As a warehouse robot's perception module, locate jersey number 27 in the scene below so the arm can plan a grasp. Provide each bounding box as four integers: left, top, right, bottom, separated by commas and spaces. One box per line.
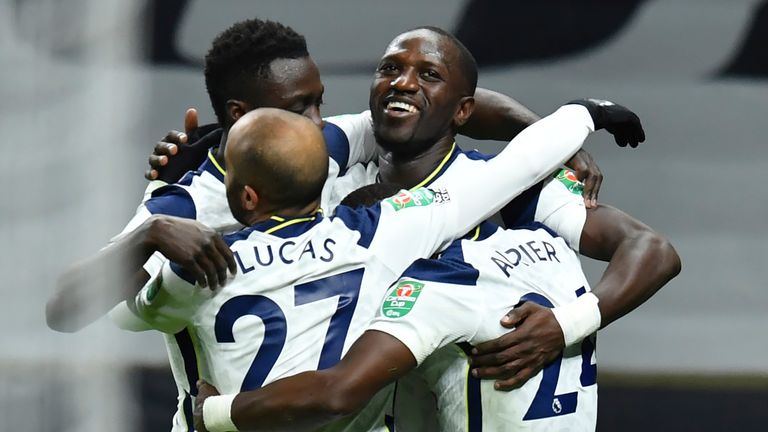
214, 268, 364, 391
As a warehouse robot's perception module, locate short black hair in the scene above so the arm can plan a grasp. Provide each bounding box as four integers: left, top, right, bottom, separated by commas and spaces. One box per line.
412, 26, 478, 96
339, 183, 404, 209
204, 18, 309, 125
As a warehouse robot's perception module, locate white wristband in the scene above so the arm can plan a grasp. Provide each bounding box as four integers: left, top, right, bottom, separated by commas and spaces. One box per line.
550, 292, 601, 347
203, 394, 239, 432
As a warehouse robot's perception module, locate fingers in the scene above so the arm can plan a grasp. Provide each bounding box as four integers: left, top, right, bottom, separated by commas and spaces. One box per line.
214, 236, 238, 276
145, 169, 158, 181
205, 238, 233, 287
500, 305, 528, 328
148, 154, 168, 171
492, 366, 540, 391
582, 169, 602, 209
155, 141, 179, 157
185, 108, 199, 137
195, 251, 220, 290
163, 130, 187, 147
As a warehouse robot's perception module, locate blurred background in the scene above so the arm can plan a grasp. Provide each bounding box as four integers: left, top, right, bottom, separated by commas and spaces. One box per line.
1, 0, 766, 430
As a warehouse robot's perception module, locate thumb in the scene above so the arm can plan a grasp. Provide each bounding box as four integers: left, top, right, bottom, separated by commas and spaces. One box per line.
185, 108, 199, 136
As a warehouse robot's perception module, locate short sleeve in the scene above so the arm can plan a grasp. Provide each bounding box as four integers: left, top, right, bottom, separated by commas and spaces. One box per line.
367, 271, 482, 365
128, 262, 207, 334
534, 173, 587, 251
323, 111, 377, 169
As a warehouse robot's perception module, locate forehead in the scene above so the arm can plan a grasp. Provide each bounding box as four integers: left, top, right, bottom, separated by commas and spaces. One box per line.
382, 30, 455, 66
256, 57, 323, 101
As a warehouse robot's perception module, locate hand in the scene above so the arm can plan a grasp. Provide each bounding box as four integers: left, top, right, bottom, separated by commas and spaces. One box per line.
145, 109, 222, 183
565, 149, 603, 209
146, 215, 237, 289
194, 380, 221, 432
568, 99, 646, 148
469, 302, 565, 391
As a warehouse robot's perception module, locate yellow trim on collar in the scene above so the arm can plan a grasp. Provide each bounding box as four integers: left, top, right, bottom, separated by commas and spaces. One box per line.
207, 151, 226, 176
410, 142, 456, 190
264, 217, 317, 235
468, 225, 481, 241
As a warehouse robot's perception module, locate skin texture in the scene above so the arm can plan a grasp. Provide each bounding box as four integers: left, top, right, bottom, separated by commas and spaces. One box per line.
469, 205, 681, 389
47, 56, 325, 333
194, 331, 415, 432
46, 215, 236, 332
223, 31, 676, 408
223, 108, 327, 226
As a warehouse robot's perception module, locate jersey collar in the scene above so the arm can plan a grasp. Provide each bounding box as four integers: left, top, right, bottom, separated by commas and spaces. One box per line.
248, 209, 325, 239
405, 142, 462, 190
198, 148, 226, 183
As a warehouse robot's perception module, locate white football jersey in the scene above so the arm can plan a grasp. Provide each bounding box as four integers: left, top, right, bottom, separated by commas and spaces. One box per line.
110, 112, 379, 431
112, 105, 594, 431
368, 222, 598, 432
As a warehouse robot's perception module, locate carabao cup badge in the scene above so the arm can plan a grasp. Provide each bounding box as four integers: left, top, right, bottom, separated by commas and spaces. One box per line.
382, 280, 424, 318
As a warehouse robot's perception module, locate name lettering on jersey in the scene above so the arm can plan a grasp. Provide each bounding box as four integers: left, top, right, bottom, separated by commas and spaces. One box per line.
233, 238, 336, 273
490, 240, 560, 277
381, 280, 424, 318
386, 188, 448, 211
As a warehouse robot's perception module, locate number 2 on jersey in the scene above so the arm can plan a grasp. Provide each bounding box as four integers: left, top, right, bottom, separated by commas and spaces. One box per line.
215, 268, 364, 391
522, 289, 597, 421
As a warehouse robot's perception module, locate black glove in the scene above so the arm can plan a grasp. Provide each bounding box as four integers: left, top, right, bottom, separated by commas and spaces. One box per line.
568, 99, 645, 148
157, 126, 223, 183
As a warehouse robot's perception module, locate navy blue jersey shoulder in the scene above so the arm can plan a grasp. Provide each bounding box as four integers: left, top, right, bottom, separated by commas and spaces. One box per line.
454, 145, 547, 229
461, 148, 495, 161
323, 121, 350, 176
402, 242, 479, 286
332, 203, 382, 248
499, 180, 545, 228
146, 185, 197, 220
221, 216, 324, 247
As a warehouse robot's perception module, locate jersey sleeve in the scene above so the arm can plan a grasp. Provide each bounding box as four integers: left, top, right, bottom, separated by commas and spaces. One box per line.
367, 259, 483, 365
369, 105, 595, 269
534, 174, 587, 251
323, 111, 377, 170
125, 261, 207, 334
500, 170, 587, 251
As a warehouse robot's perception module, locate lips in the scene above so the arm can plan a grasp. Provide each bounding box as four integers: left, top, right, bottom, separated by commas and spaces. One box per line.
381, 96, 422, 120
386, 101, 419, 113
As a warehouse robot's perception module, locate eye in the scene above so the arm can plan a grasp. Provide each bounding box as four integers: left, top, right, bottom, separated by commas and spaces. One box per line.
377, 63, 399, 73
421, 69, 442, 81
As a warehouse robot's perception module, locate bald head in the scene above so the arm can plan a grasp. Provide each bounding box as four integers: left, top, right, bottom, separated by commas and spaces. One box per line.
224, 108, 328, 224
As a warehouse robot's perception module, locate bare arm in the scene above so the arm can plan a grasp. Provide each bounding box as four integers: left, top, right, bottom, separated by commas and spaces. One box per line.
46, 216, 236, 333
459, 88, 540, 140
469, 205, 681, 389
195, 331, 415, 432
579, 204, 681, 326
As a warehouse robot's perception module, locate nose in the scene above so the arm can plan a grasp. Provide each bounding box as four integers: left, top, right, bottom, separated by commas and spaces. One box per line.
390, 68, 418, 92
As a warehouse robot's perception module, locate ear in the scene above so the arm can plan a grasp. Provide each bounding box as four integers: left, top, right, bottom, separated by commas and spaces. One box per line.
452, 96, 476, 128
225, 100, 250, 126
240, 184, 259, 211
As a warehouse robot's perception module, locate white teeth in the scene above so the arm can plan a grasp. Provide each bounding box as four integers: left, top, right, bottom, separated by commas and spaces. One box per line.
387, 101, 418, 113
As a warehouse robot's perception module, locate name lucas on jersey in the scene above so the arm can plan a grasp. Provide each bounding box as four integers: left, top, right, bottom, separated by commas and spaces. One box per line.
491, 240, 560, 277
233, 238, 336, 273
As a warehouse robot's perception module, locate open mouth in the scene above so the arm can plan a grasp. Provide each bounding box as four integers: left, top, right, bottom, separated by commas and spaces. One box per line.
385, 101, 420, 114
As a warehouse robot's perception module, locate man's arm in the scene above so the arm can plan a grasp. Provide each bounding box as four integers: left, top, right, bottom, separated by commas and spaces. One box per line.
469, 205, 681, 389
194, 331, 415, 432
46, 216, 236, 333
460, 89, 604, 207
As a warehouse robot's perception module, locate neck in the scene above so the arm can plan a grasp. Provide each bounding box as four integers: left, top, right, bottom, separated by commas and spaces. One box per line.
214, 129, 229, 168
242, 198, 321, 227
377, 135, 455, 189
